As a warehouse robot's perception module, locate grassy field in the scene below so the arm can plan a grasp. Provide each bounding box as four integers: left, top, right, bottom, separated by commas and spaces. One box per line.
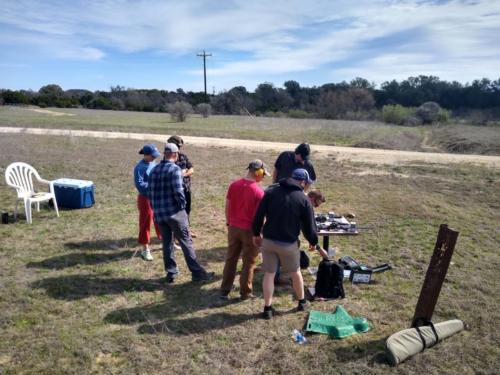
0, 133, 498, 374
1, 106, 499, 155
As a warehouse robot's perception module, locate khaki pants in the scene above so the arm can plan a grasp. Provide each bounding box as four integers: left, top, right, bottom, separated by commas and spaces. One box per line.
221, 226, 260, 297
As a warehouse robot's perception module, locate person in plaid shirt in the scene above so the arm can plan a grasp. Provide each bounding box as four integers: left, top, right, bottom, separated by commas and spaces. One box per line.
148, 143, 214, 283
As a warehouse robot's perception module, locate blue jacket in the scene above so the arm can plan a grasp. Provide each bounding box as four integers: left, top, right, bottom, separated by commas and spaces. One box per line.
134, 159, 157, 196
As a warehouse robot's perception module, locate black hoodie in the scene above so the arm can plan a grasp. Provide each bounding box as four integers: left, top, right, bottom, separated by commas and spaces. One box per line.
252, 178, 318, 246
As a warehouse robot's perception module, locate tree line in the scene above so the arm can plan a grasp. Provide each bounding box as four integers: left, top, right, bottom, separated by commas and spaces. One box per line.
1, 76, 500, 121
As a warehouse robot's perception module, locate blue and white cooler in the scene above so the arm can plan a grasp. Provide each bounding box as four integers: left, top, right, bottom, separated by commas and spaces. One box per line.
53, 178, 95, 209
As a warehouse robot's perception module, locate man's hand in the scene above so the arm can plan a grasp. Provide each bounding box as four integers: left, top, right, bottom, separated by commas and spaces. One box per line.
253, 235, 263, 248
312, 244, 329, 260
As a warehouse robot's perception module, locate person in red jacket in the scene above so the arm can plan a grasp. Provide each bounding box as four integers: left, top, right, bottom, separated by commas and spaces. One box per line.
220, 159, 270, 300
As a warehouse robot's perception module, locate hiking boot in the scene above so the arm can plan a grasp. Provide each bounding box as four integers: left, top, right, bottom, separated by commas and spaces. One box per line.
262, 306, 276, 320
140, 249, 154, 261
192, 272, 215, 283
297, 299, 310, 312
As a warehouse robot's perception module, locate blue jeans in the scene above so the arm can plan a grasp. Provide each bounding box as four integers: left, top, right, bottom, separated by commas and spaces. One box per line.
158, 210, 206, 280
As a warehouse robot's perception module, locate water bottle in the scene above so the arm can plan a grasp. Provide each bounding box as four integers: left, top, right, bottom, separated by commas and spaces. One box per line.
292, 329, 307, 344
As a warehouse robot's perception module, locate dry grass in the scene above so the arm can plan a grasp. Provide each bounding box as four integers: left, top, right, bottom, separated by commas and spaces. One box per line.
0, 133, 499, 374
2, 105, 499, 155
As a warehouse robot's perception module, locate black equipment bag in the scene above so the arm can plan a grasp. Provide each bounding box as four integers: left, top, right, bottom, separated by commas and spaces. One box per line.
314, 259, 345, 299
300, 250, 310, 269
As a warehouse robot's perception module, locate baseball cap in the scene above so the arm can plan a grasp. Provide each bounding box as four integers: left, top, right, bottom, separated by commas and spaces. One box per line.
164, 143, 179, 153
167, 135, 184, 147
291, 168, 313, 184
246, 159, 270, 176
295, 143, 310, 160
139, 144, 161, 158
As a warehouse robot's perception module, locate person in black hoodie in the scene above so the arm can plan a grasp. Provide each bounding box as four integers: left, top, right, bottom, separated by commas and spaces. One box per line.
252, 168, 327, 319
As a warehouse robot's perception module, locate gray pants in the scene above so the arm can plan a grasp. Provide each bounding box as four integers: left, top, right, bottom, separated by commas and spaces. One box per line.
158, 210, 206, 280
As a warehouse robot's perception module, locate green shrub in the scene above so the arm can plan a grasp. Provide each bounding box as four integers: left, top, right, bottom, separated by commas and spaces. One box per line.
196, 103, 211, 118
288, 109, 309, 119
416, 101, 441, 124
382, 104, 415, 125
437, 109, 451, 123
168, 101, 193, 122
263, 111, 286, 118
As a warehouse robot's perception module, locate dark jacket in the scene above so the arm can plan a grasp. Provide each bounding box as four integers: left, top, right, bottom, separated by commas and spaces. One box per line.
252, 178, 318, 245
274, 151, 316, 182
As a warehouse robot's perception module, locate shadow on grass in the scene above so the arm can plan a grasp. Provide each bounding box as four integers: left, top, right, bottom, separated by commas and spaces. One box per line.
31, 273, 223, 302
331, 338, 389, 366
106, 296, 298, 336
30, 275, 165, 300
197, 246, 227, 263
137, 312, 259, 335
26, 250, 136, 269
65, 237, 138, 251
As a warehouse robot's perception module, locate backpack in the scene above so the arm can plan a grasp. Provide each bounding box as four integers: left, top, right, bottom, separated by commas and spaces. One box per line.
314, 259, 345, 299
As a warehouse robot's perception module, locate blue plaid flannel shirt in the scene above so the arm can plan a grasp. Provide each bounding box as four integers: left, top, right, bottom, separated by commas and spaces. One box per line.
147, 160, 186, 224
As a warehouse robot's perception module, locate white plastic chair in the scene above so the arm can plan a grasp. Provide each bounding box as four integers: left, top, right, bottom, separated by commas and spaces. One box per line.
5, 162, 59, 224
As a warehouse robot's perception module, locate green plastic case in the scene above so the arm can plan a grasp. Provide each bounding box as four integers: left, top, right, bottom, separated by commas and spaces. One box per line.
306, 305, 371, 338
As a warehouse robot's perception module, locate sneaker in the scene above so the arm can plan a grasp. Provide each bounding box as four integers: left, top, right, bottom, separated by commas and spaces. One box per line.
240, 293, 257, 301
219, 291, 230, 300
192, 272, 215, 282
165, 275, 176, 284
297, 299, 310, 312
140, 249, 154, 261
262, 306, 276, 320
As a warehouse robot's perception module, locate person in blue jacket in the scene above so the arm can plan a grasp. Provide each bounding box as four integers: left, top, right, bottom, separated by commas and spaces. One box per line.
134, 143, 161, 261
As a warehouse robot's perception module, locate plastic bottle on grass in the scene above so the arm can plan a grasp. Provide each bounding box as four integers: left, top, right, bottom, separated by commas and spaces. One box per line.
292, 329, 307, 344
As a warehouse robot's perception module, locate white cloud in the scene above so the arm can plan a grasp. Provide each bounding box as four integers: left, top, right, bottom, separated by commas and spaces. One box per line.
1, 0, 499, 87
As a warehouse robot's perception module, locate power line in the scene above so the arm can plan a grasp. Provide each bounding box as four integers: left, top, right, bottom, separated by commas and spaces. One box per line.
197, 50, 212, 103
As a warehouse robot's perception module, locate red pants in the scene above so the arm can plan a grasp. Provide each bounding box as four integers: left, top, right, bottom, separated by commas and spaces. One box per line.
137, 195, 161, 245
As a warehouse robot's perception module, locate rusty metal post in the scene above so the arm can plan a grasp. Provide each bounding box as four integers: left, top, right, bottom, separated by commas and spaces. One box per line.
411, 224, 459, 328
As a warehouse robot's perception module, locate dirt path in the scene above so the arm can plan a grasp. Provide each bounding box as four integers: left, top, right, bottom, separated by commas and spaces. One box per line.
1, 126, 499, 168
420, 129, 442, 153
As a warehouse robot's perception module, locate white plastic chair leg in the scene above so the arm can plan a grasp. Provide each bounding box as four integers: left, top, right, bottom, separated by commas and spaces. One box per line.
14, 200, 19, 221
36, 202, 40, 212
53, 197, 60, 217
24, 199, 32, 224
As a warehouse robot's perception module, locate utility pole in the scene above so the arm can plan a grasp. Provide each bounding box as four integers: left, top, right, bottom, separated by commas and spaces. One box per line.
197, 50, 212, 103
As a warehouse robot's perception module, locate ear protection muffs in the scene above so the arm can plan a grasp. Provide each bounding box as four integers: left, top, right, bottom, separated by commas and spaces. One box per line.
255, 168, 264, 178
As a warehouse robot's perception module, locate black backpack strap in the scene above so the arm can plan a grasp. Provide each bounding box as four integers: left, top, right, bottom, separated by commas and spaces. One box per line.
415, 325, 428, 349
413, 318, 440, 349
427, 321, 439, 345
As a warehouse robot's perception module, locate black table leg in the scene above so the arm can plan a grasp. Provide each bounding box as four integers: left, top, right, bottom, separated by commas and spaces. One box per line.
323, 235, 329, 250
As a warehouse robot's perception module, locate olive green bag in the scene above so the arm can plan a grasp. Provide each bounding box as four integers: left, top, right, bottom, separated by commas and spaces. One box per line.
385, 319, 464, 366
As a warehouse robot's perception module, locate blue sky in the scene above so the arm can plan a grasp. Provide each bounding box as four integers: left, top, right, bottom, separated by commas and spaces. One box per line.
1, 0, 499, 92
